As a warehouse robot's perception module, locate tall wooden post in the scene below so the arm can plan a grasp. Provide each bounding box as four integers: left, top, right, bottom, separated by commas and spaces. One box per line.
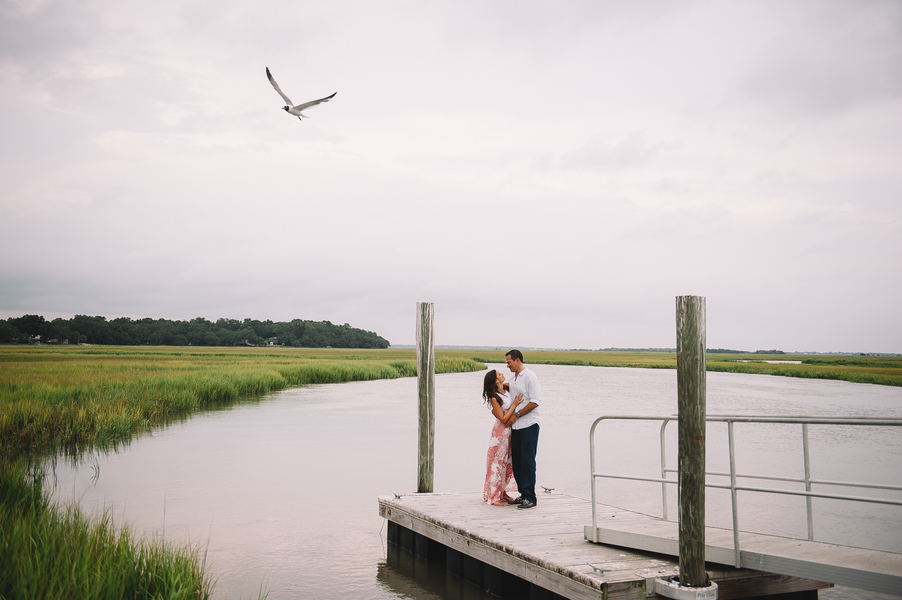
416, 302, 435, 493
676, 295, 707, 587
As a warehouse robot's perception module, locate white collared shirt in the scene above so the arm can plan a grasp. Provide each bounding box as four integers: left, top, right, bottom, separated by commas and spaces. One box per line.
509, 366, 541, 430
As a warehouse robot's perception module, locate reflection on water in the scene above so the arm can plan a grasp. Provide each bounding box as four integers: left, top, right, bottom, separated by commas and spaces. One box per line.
377, 545, 498, 600
45, 365, 902, 599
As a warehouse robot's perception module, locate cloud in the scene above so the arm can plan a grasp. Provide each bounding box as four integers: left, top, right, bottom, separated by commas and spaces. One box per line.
554, 131, 668, 171
731, 1, 902, 116
0, 0, 900, 352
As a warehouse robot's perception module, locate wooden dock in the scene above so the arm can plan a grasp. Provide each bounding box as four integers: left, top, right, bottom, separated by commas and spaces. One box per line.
378, 492, 831, 600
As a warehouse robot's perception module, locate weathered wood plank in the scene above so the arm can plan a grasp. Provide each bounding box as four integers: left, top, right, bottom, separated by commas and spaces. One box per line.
382, 496, 607, 598
380, 492, 830, 600
385, 510, 606, 598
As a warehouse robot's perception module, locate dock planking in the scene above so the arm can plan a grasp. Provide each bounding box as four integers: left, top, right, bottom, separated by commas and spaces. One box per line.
378, 491, 830, 600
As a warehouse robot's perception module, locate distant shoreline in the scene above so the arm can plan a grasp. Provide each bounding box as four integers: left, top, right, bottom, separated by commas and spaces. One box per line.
389, 344, 901, 357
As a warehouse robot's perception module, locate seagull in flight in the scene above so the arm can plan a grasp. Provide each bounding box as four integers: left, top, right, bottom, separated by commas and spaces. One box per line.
266, 67, 336, 121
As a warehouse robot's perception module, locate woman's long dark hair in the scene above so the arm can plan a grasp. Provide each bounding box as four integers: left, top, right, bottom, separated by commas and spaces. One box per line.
482, 370, 503, 407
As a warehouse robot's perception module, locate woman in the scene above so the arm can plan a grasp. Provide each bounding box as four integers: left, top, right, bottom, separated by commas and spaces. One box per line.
482, 369, 523, 506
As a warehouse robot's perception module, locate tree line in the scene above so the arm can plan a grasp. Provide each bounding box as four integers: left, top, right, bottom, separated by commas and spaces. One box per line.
0, 314, 390, 349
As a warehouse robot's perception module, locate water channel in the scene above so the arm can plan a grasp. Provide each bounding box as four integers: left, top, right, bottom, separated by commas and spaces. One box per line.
46, 365, 902, 599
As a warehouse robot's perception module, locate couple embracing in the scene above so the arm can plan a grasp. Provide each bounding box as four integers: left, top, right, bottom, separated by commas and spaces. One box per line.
482, 350, 541, 510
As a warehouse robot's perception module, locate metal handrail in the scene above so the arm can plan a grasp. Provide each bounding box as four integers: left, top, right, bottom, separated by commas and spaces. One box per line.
588, 415, 902, 567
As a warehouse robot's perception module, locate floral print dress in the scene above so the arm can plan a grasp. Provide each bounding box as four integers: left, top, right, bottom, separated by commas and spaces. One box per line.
483, 391, 518, 504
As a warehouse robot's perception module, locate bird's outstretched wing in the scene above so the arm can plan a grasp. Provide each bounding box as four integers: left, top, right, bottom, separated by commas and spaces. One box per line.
293, 92, 337, 112
266, 67, 293, 106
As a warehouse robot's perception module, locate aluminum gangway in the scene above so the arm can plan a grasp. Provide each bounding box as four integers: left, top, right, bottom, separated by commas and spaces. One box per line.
585, 415, 902, 595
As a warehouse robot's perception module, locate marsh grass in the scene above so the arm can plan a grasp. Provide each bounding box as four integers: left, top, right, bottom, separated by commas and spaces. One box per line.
458, 349, 902, 387
0, 346, 484, 460
0, 345, 483, 599
0, 463, 213, 600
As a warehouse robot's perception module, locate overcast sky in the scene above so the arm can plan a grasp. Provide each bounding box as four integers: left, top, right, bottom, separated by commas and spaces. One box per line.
1, 0, 900, 352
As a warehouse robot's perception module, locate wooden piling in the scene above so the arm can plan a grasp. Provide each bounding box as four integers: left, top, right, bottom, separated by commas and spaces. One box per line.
676, 295, 707, 587
416, 302, 435, 493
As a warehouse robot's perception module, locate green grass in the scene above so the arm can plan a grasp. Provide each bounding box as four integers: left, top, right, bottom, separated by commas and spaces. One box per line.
450, 349, 902, 387
0, 345, 485, 600
0, 463, 213, 600
0, 346, 484, 460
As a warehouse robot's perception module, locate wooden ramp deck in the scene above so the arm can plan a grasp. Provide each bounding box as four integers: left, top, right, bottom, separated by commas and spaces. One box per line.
587, 516, 902, 596
378, 492, 830, 600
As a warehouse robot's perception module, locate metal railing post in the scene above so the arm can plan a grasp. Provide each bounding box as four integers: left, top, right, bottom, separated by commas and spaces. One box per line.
803, 423, 814, 541
660, 419, 670, 521
728, 420, 741, 567
590, 418, 600, 542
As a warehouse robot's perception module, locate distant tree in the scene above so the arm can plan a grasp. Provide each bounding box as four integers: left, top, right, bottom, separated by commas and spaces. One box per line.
3, 314, 389, 348
186, 317, 215, 346
235, 327, 261, 345
245, 318, 276, 340
0, 322, 25, 343
8, 314, 52, 339
49, 318, 77, 344
69, 315, 116, 345
216, 318, 242, 332
109, 317, 138, 344
213, 328, 235, 346
148, 320, 180, 345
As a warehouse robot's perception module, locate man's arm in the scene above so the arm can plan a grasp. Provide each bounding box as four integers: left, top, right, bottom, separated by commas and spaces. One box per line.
515, 401, 538, 416
511, 370, 541, 422
522, 371, 541, 409
500, 394, 525, 425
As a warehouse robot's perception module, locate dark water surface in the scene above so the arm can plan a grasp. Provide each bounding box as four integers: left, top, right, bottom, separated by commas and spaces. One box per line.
47, 365, 902, 599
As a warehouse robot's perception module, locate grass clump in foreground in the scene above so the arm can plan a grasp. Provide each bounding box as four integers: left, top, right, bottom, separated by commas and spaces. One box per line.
0, 464, 212, 600
0, 345, 484, 599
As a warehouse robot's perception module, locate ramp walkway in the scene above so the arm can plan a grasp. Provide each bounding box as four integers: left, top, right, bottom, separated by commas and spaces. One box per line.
586, 517, 902, 595
589, 415, 902, 596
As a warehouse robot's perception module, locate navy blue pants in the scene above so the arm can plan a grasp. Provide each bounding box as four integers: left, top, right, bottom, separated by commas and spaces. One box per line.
511, 424, 539, 505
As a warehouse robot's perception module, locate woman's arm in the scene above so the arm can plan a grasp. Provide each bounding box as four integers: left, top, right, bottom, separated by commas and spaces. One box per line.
490, 397, 505, 421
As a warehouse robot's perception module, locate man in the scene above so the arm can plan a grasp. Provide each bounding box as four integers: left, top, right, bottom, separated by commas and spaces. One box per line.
505, 349, 541, 509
